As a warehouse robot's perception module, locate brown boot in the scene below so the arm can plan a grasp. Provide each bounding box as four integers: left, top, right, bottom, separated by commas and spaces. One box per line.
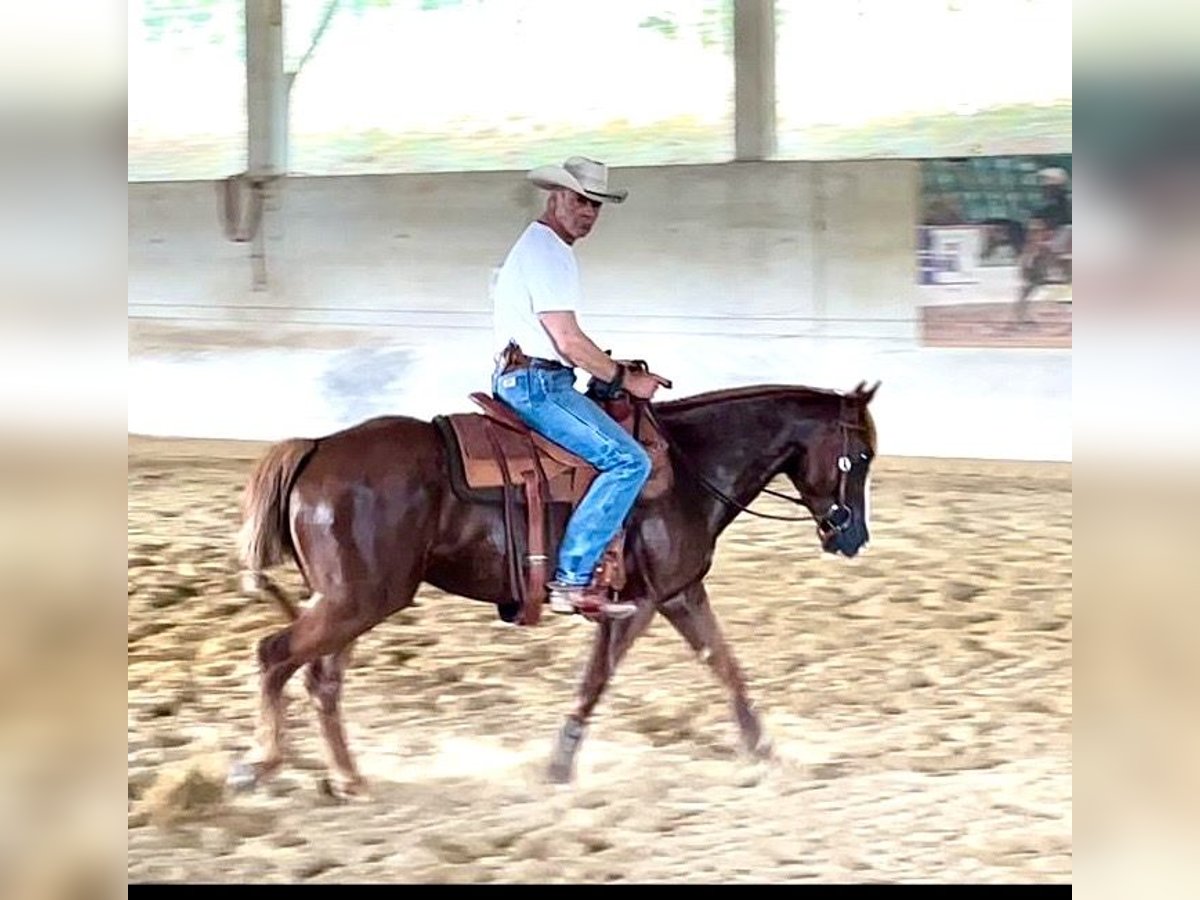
547, 581, 637, 620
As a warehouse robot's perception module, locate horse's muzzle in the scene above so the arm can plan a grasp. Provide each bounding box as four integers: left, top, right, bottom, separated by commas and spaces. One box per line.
818, 504, 866, 557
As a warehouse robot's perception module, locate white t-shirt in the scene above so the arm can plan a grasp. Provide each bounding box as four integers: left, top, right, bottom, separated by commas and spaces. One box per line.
492, 221, 581, 364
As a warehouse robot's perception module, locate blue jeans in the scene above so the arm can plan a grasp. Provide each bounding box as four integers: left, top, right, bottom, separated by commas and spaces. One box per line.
492, 365, 652, 587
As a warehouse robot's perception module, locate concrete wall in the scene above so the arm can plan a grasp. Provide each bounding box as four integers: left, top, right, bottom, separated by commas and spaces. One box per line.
128, 162, 1071, 461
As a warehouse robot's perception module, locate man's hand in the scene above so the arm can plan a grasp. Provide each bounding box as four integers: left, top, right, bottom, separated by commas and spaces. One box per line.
622, 368, 670, 400
537, 311, 671, 399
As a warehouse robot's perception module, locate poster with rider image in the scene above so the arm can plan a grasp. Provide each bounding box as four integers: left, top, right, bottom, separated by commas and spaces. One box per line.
916, 154, 1072, 348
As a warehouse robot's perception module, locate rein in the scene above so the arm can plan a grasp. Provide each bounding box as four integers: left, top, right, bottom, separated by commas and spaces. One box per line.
636, 399, 869, 525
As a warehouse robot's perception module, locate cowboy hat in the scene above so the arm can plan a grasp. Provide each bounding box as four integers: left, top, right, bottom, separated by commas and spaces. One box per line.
527, 156, 628, 204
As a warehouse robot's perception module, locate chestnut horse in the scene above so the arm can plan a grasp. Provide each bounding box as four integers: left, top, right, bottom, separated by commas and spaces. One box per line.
229, 379, 880, 795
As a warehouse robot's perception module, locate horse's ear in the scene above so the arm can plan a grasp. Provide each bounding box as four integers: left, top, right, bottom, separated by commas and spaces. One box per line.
851, 380, 867, 395
860, 380, 881, 404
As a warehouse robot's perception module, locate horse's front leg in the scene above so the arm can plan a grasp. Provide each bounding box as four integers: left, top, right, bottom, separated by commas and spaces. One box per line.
659, 581, 772, 759
548, 598, 656, 783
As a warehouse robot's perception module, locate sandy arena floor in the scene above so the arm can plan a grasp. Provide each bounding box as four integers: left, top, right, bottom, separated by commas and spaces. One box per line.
127, 436, 1071, 884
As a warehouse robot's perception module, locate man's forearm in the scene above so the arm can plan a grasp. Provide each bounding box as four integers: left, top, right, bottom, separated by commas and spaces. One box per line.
561, 332, 622, 383
537, 311, 623, 382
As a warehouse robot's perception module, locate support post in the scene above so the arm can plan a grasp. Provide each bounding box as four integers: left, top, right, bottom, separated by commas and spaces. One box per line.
244, 0, 287, 290
734, 0, 777, 161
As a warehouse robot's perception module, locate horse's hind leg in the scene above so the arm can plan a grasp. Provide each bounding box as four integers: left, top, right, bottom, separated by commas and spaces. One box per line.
304, 641, 364, 798
659, 581, 772, 759
548, 598, 656, 784
231, 588, 400, 791
229, 625, 303, 789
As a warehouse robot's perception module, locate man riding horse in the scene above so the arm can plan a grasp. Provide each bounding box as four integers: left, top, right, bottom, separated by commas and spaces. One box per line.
490, 156, 670, 621
228, 158, 882, 795
1014, 166, 1072, 326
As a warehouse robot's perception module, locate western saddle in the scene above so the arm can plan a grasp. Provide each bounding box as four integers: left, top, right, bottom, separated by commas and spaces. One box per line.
433, 361, 672, 627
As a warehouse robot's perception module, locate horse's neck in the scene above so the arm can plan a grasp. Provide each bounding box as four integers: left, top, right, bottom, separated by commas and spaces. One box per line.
660, 393, 827, 534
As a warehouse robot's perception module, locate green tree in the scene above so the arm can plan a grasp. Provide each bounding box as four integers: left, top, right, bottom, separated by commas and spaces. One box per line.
141, 0, 235, 47
638, 3, 732, 50
346, 0, 466, 13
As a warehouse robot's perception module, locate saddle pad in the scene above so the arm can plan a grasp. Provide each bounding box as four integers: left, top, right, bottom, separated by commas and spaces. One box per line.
440, 413, 594, 502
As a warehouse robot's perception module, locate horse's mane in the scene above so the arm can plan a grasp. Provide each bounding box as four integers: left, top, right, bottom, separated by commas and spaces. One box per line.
653, 383, 877, 453
654, 384, 851, 414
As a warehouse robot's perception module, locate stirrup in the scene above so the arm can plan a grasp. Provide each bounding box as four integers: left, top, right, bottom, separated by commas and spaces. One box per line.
547, 582, 636, 621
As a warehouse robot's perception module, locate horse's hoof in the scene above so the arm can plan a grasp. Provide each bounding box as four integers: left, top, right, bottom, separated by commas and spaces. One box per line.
546, 763, 574, 785
228, 758, 281, 792
318, 775, 368, 802
745, 736, 776, 762
227, 760, 259, 793
756, 745, 779, 764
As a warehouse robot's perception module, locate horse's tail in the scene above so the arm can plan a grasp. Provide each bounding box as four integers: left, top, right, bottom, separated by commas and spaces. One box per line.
236, 438, 318, 621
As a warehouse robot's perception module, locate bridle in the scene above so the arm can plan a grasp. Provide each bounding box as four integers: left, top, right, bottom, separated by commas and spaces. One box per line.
637, 397, 873, 532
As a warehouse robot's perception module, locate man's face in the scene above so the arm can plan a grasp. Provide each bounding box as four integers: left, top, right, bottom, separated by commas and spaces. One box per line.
551, 189, 602, 242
